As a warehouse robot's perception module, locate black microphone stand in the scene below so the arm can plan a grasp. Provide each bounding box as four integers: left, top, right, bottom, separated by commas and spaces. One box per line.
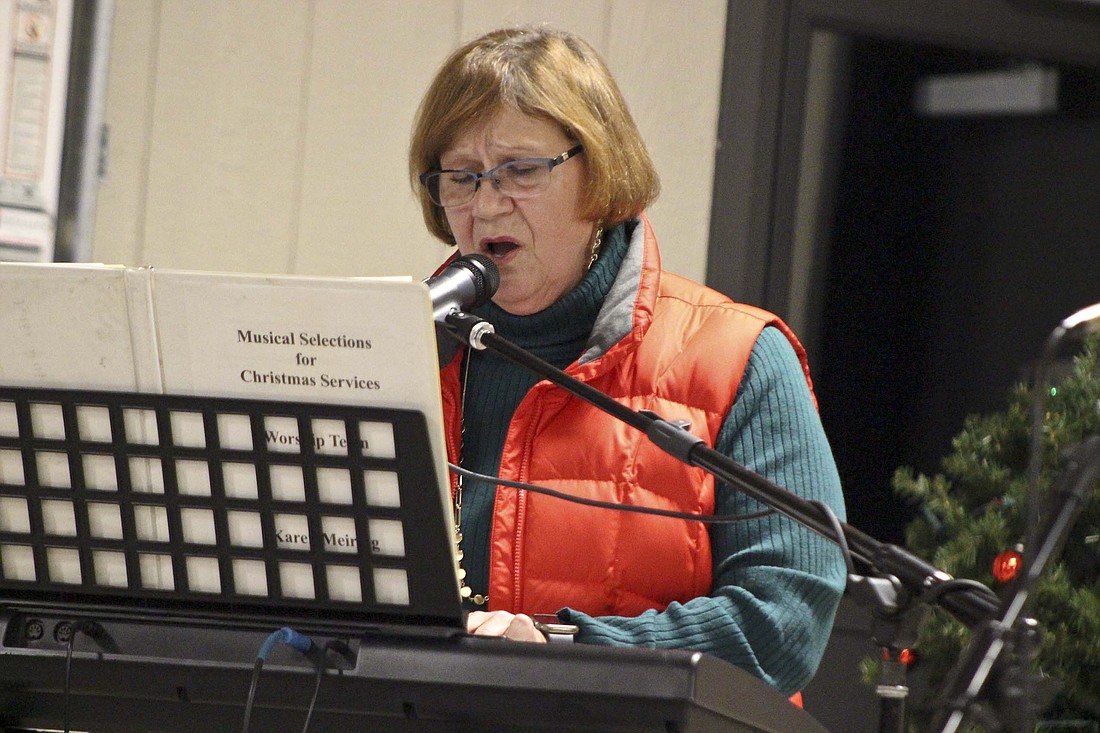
442, 311, 1001, 732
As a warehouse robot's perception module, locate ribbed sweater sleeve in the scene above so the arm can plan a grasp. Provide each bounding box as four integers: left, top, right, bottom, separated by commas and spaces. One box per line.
558, 327, 847, 695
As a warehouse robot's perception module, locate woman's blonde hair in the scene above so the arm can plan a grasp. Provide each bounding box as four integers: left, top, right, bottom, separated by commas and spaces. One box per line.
409, 25, 660, 245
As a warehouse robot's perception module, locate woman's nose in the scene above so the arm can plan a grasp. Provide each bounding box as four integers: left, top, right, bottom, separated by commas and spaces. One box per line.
471, 176, 513, 217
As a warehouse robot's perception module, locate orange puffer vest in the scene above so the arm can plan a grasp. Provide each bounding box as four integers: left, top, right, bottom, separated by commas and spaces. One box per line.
439, 216, 811, 617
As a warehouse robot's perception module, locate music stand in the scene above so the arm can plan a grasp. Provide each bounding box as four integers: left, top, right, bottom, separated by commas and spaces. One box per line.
0, 385, 462, 635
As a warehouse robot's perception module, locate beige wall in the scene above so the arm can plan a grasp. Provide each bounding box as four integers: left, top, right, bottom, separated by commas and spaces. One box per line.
91, 0, 727, 283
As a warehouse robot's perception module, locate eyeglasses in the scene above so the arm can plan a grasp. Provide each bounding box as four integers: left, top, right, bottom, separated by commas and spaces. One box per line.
419, 145, 584, 208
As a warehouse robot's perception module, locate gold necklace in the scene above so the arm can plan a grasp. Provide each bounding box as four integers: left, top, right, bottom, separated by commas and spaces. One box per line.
587, 223, 604, 270
456, 224, 602, 606
455, 351, 488, 607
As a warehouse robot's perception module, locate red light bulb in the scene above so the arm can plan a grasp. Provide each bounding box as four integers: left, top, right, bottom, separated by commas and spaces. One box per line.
992, 548, 1023, 584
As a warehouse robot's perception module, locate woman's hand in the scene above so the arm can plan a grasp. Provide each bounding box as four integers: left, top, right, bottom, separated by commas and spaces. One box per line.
465, 611, 547, 643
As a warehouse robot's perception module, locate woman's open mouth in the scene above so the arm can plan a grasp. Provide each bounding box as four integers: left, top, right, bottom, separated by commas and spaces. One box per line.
483, 239, 520, 259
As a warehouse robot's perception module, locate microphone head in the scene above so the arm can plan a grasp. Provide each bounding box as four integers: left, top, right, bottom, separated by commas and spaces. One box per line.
430, 254, 500, 367
1061, 302, 1100, 336
453, 253, 500, 307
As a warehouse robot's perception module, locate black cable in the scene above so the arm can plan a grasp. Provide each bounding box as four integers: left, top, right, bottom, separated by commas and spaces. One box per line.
300, 640, 350, 733
241, 627, 315, 733
240, 657, 264, 733
301, 655, 325, 733
1025, 304, 1100, 570
920, 577, 1000, 607
61, 620, 105, 733
449, 463, 776, 524
1024, 325, 1061, 565
63, 631, 76, 733
810, 499, 857, 576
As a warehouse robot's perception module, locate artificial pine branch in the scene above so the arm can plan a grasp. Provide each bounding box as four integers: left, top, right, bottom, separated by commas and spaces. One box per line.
872, 335, 1100, 731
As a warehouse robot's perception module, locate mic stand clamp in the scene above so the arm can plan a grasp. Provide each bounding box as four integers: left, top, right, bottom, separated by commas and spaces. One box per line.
638, 409, 704, 462
443, 311, 496, 350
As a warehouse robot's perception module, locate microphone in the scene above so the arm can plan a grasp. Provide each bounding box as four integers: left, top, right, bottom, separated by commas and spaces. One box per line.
426, 253, 500, 323
428, 253, 500, 368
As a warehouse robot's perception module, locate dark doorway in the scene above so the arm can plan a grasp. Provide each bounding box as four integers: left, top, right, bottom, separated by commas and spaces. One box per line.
814, 38, 1100, 546
710, 2, 1100, 550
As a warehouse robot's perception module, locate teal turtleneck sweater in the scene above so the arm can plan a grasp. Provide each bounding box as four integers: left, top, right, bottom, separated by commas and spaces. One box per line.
457, 222, 845, 695
458, 225, 626, 604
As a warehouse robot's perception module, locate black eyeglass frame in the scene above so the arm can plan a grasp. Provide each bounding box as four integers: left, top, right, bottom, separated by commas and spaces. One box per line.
419, 144, 584, 208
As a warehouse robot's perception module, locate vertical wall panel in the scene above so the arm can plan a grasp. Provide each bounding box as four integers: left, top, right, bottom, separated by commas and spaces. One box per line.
608, 1, 726, 282
90, 0, 158, 267
292, 0, 457, 278
140, 0, 312, 271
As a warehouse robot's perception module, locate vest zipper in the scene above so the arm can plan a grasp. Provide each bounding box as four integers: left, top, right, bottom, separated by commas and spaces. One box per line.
509, 383, 552, 609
